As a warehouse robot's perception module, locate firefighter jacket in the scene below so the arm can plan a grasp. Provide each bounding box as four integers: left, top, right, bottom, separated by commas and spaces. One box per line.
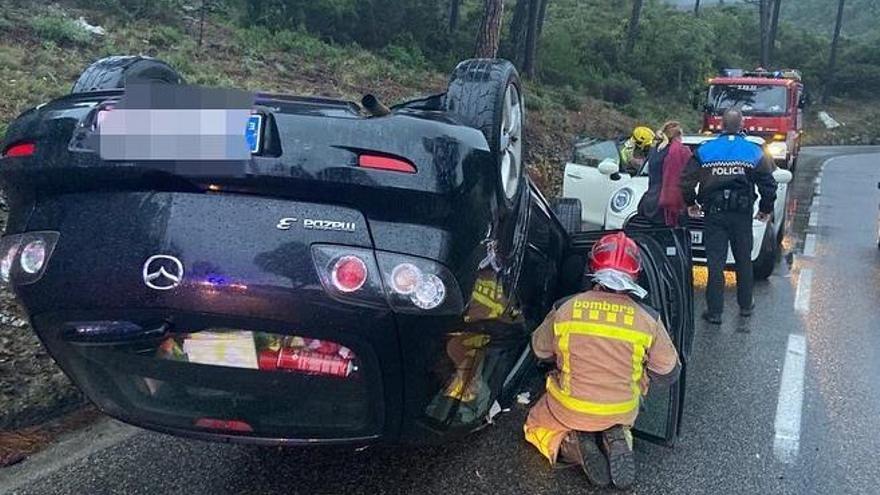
530, 290, 680, 432
680, 133, 778, 214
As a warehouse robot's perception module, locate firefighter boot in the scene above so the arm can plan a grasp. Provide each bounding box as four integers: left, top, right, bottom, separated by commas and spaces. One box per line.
559, 432, 610, 487
602, 425, 635, 489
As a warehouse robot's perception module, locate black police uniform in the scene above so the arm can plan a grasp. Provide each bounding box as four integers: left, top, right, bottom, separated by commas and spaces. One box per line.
680, 133, 777, 319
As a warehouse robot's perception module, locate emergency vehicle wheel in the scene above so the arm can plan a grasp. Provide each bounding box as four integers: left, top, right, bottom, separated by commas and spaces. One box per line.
753, 222, 778, 280
71, 56, 184, 94
446, 59, 524, 211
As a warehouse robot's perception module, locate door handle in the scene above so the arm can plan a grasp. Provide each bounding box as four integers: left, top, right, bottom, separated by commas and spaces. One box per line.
566, 172, 583, 180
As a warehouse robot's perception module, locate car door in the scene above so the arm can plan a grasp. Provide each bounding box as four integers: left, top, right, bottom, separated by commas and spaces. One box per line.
563, 226, 694, 446
562, 139, 630, 228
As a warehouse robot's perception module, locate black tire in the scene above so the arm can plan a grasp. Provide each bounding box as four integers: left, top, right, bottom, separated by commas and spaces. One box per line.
71, 56, 184, 94
550, 197, 582, 234
753, 221, 778, 280
445, 59, 524, 210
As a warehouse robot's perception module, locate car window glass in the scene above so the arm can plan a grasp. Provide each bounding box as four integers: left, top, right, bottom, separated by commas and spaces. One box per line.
572, 139, 620, 168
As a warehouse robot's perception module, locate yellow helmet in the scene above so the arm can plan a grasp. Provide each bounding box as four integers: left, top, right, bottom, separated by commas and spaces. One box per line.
631, 126, 655, 149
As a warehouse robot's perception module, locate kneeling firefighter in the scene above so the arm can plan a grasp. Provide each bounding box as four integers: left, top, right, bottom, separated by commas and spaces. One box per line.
523, 232, 680, 489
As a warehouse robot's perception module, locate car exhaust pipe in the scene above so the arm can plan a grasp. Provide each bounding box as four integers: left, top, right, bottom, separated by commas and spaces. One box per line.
361, 94, 391, 117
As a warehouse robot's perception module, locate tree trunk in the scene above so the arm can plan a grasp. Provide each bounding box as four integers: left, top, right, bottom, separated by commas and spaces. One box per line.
523, 0, 542, 78
537, 0, 549, 38
758, 0, 772, 68
768, 0, 782, 64
823, 0, 846, 103
448, 0, 462, 33
694, 0, 701, 16
475, 0, 505, 59
508, 0, 530, 66
624, 0, 644, 55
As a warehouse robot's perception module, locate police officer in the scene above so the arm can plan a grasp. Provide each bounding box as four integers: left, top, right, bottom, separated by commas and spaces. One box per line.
680, 109, 777, 324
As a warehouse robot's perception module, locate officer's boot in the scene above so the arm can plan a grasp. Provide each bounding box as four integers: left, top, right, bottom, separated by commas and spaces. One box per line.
601, 425, 635, 489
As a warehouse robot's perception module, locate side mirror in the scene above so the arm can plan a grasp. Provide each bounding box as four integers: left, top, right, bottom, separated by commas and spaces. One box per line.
597, 158, 619, 176
773, 168, 793, 185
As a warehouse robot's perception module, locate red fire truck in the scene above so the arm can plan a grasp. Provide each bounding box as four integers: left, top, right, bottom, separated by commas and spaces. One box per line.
701, 69, 807, 170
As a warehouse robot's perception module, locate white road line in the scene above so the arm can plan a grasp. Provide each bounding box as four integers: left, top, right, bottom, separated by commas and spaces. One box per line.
803, 233, 817, 257
794, 268, 813, 314
0, 419, 139, 494
773, 333, 807, 464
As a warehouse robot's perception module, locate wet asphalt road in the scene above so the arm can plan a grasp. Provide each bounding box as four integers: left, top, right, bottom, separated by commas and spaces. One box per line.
2, 146, 880, 495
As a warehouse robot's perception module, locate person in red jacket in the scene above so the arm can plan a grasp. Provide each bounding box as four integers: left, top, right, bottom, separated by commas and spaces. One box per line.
524, 232, 680, 490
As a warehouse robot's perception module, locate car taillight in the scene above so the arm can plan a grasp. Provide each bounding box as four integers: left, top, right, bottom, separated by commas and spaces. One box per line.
331, 255, 368, 293
311, 245, 463, 314
0, 232, 59, 286
2, 141, 36, 158
358, 154, 416, 173
376, 252, 463, 315
311, 245, 386, 308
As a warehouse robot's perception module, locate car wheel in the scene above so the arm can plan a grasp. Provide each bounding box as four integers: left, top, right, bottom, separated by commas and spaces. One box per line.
71, 56, 184, 94
753, 221, 778, 280
550, 198, 582, 234
445, 59, 524, 210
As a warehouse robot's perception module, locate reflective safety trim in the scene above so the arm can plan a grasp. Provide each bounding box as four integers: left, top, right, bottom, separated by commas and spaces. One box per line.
546, 377, 640, 416
471, 292, 504, 318
558, 332, 572, 393
548, 321, 653, 416
554, 321, 654, 349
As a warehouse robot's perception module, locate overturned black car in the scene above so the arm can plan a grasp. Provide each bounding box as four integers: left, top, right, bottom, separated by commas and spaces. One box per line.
0, 56, 694, 447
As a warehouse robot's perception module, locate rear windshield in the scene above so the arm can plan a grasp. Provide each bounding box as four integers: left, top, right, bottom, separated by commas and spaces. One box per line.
708, 84, 788, 116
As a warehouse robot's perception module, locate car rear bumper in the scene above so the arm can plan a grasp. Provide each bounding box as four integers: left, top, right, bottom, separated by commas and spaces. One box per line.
31, 310, 391, 445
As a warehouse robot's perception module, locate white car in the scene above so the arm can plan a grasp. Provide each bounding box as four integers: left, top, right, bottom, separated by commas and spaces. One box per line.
562, 135, 792, 279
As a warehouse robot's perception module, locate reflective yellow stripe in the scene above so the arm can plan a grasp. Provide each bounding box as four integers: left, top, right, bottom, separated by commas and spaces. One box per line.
554, 321, 653, 348
549, 320, 652, 416
546, 377, 640, 415
558, 331, 572, 393
472, 292, 504, 317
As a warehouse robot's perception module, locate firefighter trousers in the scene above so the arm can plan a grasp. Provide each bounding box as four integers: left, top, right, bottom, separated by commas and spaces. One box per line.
704, 211, 753, 315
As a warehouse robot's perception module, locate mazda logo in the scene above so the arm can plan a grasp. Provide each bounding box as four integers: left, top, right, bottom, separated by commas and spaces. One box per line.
143, 255, 184, 291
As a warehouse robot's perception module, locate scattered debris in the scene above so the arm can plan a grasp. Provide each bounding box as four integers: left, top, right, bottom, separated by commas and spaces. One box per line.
516, 391, 531, 405
817, 111, 842, 130
74, 17, 106, 36
486, 401, 502, 423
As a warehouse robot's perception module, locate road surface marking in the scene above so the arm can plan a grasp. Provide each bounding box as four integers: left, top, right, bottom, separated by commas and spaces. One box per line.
794, 268, 812, 314
803, 234, 817, 257
0, 419, 139, 494
773, 333, 807, 464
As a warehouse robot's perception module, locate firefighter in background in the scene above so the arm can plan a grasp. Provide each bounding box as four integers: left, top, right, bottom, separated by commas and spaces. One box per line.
524, 232, 680, 490
619, 126, 656, 175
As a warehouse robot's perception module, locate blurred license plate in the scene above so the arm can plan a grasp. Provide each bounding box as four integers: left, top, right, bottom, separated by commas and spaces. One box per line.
246, 114, 263, 153
690, 231, 703, 245
183, 331, 258, 369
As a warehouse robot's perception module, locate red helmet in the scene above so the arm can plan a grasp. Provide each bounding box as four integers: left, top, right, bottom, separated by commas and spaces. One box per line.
589, 232, 641, 279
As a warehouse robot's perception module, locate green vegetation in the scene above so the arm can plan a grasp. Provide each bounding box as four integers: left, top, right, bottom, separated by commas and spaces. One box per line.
29, 11, 91, 46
